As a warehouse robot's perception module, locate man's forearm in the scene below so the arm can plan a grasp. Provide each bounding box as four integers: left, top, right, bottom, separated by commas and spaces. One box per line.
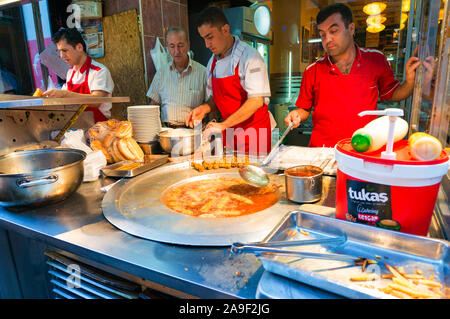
61, 90, 87, 98
63, 90, 109, 108
59, 90, 108, 98
297, 108, 311, 122
221, 97, 264, 129
197, 96, 218, 116
205, 96, 217, 113
390, 81, 414, 102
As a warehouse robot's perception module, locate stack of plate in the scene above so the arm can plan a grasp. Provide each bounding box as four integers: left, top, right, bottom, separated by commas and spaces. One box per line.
127, 105, 162, 143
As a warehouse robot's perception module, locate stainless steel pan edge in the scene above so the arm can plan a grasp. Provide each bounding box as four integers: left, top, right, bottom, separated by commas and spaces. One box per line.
0, 148, 86, 175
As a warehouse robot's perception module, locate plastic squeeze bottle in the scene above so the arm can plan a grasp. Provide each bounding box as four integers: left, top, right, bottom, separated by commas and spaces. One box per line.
351, 108, 408, 157
408, 132, 443, 161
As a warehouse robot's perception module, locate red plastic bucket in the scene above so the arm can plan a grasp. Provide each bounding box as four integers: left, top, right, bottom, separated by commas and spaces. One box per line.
335, 139, 449, 236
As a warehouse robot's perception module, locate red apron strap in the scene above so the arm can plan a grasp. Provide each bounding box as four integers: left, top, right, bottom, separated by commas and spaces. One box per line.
66, 57, 108, 123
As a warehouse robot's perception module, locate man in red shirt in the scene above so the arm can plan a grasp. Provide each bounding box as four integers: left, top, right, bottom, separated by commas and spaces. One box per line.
284, 3, 420, 147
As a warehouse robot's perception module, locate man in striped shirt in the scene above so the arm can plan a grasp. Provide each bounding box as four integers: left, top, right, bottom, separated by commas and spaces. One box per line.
147, 26, 208, 128
284, 3, 420, 147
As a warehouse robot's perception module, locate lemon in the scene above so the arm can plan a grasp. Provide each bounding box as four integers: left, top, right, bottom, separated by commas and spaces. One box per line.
409, 132, 442, 161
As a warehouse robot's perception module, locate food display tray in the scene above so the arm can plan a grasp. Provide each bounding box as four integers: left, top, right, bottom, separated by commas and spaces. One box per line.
259, 211, 449, 299
101, 155, 168, 178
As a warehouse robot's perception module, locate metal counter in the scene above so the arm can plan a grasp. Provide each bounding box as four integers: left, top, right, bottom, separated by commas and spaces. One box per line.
0, 164, 336, 299
0, 163, 446, 299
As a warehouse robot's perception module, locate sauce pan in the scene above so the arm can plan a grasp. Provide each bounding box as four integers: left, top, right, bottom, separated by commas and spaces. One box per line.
284, 165, 323, 203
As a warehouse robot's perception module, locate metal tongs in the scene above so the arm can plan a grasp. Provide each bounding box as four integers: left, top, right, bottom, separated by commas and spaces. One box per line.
231, 234, 371, 264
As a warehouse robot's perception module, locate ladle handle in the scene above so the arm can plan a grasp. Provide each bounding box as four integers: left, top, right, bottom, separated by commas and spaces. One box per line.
101, 178, 124, 193
262, 123, 293, 166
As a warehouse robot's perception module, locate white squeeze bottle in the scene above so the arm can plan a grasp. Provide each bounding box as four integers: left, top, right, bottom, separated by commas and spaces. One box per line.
351, 108, 408, 158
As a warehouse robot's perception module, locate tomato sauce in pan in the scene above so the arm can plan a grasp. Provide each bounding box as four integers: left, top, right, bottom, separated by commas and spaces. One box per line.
162, 177, 282, 218
285, 166, 322, 177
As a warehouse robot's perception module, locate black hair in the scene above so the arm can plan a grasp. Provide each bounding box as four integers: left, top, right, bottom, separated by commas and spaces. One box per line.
165, 26, 189, 43
196, 6, 229, 29
316, 3, 353, 28
52, 28, 87, 53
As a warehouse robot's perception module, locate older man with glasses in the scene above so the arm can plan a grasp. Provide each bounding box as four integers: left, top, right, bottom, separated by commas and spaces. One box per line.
147, 26, 209, 129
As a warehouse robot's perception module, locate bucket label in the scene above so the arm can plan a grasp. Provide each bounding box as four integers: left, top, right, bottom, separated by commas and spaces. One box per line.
346, 179, 392, 225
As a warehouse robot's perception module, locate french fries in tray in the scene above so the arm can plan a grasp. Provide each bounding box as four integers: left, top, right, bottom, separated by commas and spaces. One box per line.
350, 262, 446, 299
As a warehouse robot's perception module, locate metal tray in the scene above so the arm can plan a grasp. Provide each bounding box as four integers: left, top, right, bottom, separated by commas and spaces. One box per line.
259, 211, 449, 299
100, 155, 168, 178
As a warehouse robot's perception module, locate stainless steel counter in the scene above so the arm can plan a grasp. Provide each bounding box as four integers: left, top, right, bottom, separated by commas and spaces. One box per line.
0, 165, 336, 299
0, 164, 446, 299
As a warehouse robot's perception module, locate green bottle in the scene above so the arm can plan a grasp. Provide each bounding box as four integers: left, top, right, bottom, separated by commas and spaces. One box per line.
351, 133, 372, 152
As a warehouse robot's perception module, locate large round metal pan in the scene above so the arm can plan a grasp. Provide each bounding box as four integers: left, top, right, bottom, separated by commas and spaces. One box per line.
102, 162, 299, 246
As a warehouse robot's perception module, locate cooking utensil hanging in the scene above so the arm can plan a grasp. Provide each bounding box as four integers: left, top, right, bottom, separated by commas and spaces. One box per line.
53, 104, 88, 142
239, 123, 293, 187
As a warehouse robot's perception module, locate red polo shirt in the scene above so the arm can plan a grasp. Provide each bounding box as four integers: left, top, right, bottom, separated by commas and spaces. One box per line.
296, 45, 399, 147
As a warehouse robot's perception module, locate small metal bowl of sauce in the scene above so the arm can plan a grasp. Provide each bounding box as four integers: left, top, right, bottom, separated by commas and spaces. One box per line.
284, 165, 323, 203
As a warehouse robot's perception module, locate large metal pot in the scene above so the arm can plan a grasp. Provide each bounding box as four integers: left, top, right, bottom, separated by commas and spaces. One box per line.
285, 165, 323, 203
0, 148, 86, 208
158, 128, 200, 156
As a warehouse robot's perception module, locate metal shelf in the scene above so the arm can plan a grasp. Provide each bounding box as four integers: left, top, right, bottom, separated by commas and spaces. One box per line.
0, 94, 130, 108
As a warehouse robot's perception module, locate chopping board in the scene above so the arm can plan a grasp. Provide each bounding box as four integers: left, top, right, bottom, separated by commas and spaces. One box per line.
0, 94, 38, 101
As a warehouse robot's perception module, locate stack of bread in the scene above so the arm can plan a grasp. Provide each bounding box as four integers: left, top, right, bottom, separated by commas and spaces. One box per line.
87, 120, 144, 164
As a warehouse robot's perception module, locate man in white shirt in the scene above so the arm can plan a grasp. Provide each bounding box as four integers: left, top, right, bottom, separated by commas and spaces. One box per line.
43, 28, 114, 123
147, 26, 208, 128
186, 7, 272, 155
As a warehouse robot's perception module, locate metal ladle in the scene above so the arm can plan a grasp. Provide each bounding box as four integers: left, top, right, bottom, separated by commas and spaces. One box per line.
239, 123, 293, 187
